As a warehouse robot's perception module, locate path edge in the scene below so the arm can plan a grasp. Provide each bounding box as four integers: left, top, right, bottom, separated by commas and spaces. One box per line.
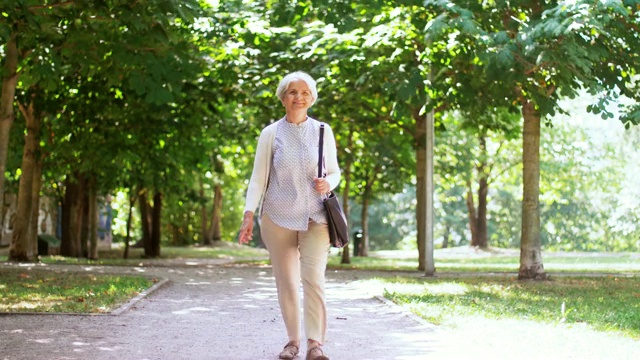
110, 277, 170, 316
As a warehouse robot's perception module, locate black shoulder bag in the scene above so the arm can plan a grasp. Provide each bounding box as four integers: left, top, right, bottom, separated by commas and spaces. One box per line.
318, 123, 349, 248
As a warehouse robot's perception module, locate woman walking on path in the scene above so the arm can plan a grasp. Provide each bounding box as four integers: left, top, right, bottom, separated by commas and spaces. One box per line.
238, 71, 340, 360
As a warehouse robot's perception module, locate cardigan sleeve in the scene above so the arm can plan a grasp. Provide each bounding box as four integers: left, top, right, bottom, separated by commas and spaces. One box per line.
323, 124, 341, 190
243, 126, 273, 213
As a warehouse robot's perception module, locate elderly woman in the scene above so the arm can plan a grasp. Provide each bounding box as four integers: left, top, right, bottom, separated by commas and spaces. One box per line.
238, 71, 340, 360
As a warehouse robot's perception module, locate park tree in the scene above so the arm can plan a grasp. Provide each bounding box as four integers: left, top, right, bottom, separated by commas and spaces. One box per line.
1, 1, 71, 260
271, 2, 441, 270
3, 0, 209, 261
347, 119, 415, 256
353, 4, 437, 271
437, 110, 521, 249
423, 0, 640, 279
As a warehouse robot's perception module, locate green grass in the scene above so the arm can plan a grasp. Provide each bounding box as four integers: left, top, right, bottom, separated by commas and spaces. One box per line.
0, 267, 154, 314
327, 249, 640, 273
0, 245, 269, 266
377, 275, 640, 339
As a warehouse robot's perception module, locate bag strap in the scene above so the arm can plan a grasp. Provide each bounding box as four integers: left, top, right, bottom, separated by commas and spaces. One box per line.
318, 123, 325, 178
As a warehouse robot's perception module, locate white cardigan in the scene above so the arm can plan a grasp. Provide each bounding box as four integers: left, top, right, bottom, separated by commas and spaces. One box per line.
243, 118, 341, 214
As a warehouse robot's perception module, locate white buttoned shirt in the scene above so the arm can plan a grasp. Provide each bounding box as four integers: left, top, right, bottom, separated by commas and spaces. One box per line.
243, 117, 341, 231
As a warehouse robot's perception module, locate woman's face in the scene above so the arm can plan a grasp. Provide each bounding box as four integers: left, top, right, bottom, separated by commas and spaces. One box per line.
281, 80, 314, 113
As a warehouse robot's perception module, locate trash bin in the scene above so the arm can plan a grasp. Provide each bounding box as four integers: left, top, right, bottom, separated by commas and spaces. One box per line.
37, 234, 61, 256
353, 230, 363, 257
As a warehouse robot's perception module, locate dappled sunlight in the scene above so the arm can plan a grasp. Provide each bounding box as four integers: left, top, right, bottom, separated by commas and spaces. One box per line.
164, 298, 199, 304
185, 279, 211, 285
325, 279, 444, 359
0, 327, 129, 358
424, 282, 470, 296
546, 262, 640, 271
97, 346, 117, 351
1, 299, 60, 312
327, 281, 381, 300
382, 275, 640, 340
476, 282, 513, 296
428, 315, 640, 359
241, 278, 279, 302
31, 338, 54, 344
4, 261, 637, 358
380, 280, 472, 297
172, 307, 217, 315
249, 280, 274, 286
244, 286, 277, 300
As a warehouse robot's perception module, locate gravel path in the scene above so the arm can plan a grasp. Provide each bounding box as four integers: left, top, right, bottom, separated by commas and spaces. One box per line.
0, 261, 441, 360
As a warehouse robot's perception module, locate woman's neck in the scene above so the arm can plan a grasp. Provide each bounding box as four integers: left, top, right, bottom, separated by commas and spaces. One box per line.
285, 111, 308, 125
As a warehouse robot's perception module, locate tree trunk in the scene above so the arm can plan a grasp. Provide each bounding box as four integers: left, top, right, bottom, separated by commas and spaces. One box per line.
465, 179, 478, 245
360, 192, 370, 257
466, 136, 490, 249
475, 136, 489, 248
61, 173, 85, 257
0, 33, 18, 246
139, 189, 152, 256
123, 190, 136, 259
88, 176, 98, 260
414, 109, 426, 270
476, 175, 489, 248
148, 190, 162, 258
81, 180, 90, 257
28, 153, 43, 257
442, 223, 450, 249
341, 125, 353, 264
519, 101, 545, 280
9, 98, 41, 262
200, 181, 209, 245
0, 33, 19, 242
209, 184, 222, 242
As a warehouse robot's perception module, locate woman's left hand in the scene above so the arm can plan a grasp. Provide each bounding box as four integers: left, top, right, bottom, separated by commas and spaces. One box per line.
314, 178, 329, 194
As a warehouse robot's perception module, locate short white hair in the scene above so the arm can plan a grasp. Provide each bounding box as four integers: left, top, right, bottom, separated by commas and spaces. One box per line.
276, 71, 318, 106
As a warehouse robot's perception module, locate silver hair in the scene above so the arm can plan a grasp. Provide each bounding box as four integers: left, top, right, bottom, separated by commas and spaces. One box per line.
276, 71, 318, 105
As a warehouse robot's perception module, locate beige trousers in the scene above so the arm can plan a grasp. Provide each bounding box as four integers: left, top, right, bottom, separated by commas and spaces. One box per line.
261, 214, 331, 344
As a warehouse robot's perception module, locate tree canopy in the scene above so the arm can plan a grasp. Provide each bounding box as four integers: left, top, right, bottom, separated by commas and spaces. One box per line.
1, 0, 638, 278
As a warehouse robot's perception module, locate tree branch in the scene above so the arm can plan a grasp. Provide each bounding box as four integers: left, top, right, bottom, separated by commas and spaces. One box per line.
27, 1, 76, 11
486, 158, 520, 187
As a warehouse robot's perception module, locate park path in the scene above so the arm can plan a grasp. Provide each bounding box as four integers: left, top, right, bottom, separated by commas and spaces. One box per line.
0, 261, 442, 360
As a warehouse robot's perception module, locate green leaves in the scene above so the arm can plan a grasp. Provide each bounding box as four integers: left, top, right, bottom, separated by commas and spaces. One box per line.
586, 96, 616, 120
620, 104, 640, 128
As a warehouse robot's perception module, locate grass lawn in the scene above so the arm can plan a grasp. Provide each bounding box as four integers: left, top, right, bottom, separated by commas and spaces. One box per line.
379, 275, 640, 338
0, 267, 154, 314
20, 244, 269, 266
362, 274, 640, 358
328, 247, 640, 273
327, 246, 640, 354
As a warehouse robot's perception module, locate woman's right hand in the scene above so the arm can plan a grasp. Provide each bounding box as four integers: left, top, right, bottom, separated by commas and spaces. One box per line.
238, 211, 254, 245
